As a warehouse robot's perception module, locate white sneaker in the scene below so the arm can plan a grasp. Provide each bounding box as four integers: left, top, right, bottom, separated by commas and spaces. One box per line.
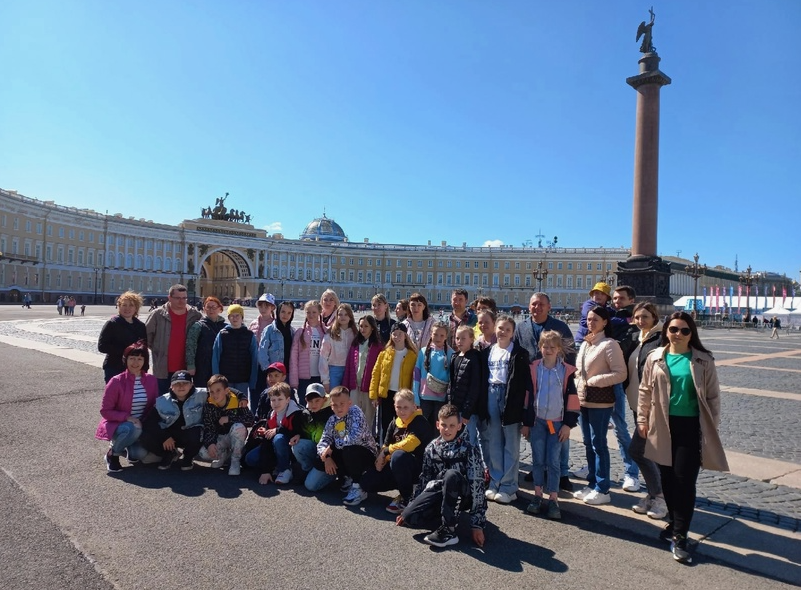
211, 449, 231, 469
573, 486, 594, 501
571, 465, 590, 479
583, 490, 611, 505
494, 492, 517, 504
228, 458, 241, 476
275, 468, 292, 484
622, 476, 641, 492
632, 495, 652, 514
343, 483, 367, 506
647, 496, 668, 519
485, 489, 498, 501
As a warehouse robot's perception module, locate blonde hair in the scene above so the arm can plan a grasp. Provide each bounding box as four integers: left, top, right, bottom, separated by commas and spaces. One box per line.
538, 330, 567, 359
394, 388, 415, 404
116, 291, 143, 315
456, 324, 475, 341
300, 300, 323, 349
329, 385, 350, 399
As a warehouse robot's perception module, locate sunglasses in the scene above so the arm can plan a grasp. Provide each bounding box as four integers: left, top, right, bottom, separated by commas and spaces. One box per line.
668, 326, 691, 336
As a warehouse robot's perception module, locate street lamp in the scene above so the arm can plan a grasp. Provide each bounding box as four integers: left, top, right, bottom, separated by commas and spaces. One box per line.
280, 276, 286, 302
532, 261, 548, 290
686, 253, 706, 319
93, 267, 100, 304
739, 265, 757, 319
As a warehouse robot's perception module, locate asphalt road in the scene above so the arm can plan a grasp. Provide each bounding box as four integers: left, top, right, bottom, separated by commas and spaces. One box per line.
0, 342, 795, 590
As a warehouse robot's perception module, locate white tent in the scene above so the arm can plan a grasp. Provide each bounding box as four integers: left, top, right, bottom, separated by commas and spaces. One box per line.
763, 306, 792, 316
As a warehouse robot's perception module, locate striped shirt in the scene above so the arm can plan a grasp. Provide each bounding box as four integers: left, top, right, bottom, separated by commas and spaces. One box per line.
130, 377, 148, 419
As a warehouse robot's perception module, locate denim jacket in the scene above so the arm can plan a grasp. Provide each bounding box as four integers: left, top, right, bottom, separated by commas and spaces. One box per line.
258, 322, 294, 370
154, 387, 209, 430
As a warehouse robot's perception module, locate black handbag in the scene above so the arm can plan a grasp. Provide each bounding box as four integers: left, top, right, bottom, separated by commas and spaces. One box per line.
584, 385, 615, 404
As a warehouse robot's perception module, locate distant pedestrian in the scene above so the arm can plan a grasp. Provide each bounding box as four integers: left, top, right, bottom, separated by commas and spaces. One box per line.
770, 316, 781, 339
81, 304, 86, 316
57, 297, 64, 315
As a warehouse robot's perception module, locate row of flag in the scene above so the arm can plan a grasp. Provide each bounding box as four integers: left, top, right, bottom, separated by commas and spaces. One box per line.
702, 284, 795, 313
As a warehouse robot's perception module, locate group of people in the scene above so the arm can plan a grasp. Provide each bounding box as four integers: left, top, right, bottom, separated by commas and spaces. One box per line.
56, 295, 80, 315
95, 283, 727, 562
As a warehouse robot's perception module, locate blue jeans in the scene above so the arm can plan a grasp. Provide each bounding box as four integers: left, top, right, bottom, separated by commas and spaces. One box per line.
244, 446, 261, 468
292, 439, 317, 472
111, 421, 146, 460
305, 468, 336, 492
580, 406, 613, 494
611, 383, 639, 479
529, 418, 562, 494
561, 438, 570, 477
328, 366, 345, 389
478, 383, 521, 495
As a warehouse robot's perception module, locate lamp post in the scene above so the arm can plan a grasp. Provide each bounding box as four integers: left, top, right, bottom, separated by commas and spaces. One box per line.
739, 265, 757, 319
280, 277, 286, 302
532, 260, 548, 291
93, 267, 99, 304
685, 253, 706, 319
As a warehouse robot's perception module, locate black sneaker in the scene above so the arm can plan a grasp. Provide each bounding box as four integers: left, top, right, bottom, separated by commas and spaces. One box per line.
559, 476, 574, 492
105, 450, 122, 473
179, 456, 194, 471
523, 471, 534, 482
424, 525, 459, 548
671, 534, 692, 564
525, 495, 543, 515
659, 523, 674, 543
158, 454, 174, 470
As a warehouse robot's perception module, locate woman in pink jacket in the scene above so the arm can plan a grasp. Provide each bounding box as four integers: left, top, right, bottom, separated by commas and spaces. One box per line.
95, 341, 159, 472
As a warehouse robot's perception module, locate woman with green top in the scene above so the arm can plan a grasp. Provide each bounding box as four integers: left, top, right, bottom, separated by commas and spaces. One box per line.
637, 311, 728, 564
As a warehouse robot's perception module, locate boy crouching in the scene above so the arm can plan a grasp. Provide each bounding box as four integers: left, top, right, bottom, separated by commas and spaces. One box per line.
397, 404, 487, 548
202, 374, 255, 475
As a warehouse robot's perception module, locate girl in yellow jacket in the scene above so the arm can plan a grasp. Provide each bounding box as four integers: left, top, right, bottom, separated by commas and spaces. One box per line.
370, 323, 417, 441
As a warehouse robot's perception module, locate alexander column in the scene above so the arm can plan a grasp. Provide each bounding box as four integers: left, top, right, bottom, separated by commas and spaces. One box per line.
617, 8, 673, 307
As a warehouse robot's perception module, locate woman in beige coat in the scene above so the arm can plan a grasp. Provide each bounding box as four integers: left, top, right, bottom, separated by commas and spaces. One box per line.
637, 311, 728, 564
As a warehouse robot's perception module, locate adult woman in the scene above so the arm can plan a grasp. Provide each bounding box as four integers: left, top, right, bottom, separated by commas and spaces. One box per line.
185, 296, 227, 387
370, 293, 396, 344
572, 306, 627, 506
320, 289, 340, 330
97, 291, 148, 383
624, 302, 666, 519
638, 312, 727, 564
402, 292, 436, 351
95, 341, 159, 472
395, 299, 409, 323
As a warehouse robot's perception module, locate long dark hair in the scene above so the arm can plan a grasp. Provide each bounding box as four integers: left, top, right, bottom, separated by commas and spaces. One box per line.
588, 305, 613, 338
276, 301, 294, 332
356, 315, 381, 347
660, 311, 711, 353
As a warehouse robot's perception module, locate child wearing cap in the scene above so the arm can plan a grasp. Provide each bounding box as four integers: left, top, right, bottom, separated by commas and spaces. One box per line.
294, 383, 334, 489
212, 304, 259, 411
140, 370, 208, 470
250, 293, 277, 397
575, 282, 613, 346
244, 382, 305, 484
202, 374, 255, 476
310, 386, 377, 504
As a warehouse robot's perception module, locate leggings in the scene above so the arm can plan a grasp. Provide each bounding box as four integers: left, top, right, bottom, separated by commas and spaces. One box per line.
658, 415, 701, 537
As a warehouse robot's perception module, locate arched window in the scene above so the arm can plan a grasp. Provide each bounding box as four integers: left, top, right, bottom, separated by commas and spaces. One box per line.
155, 257, 162, 271
146, 256, 153, 270
116, 253, 124, 268
164, 258, 172, 272
126, 254, 133, 268
136, 255, 143, 269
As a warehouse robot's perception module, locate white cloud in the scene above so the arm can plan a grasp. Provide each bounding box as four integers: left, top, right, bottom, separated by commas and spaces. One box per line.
482, 239, 504, 248
264, 222, 283, 233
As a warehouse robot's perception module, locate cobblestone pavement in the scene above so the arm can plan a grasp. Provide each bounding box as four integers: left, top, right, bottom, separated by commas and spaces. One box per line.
2, 310, 800, 532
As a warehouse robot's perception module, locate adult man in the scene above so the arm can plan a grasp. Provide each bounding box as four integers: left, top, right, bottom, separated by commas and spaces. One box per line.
448, 288, 477, 347
609, 285, 641, 493
146, 284, 202, 394
514, 292, 575, 491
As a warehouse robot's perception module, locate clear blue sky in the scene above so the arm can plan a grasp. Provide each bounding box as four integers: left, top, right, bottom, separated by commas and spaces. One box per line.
2, 1, 799, 281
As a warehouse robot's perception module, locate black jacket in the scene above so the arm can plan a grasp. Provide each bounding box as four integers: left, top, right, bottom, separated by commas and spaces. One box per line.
449, 348, 482, 420
479, 343, 532, 426
97, 315, 147, 376
217, 326, 255, 383
193, 316, 226, 385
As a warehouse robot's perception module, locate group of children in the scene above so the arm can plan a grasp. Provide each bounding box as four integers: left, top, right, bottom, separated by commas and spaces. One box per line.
97, 288, 588, 548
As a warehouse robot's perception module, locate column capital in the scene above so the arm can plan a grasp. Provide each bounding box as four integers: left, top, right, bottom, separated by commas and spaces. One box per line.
626, 52, 672, 89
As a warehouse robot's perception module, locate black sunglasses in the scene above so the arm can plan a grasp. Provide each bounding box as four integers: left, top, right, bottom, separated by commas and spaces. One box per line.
668, 326, 691, 336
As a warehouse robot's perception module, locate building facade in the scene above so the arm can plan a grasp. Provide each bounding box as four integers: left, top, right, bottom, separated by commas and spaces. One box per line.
2, 187, 636, 309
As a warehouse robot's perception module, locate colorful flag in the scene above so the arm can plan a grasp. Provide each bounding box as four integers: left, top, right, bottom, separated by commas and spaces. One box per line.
755, 284, 760, 311
773, 284, 777, 308
738, 284, 742, 314
703, 286, 707, 311
729, 285, 733, 312
782, 286, 787, 307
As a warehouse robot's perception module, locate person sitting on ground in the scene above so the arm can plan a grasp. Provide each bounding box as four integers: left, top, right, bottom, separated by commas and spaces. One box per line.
245, 382, 304, 485
311, 386, 377, 505
202, 374, 255, 476
361, 389, 435, 514
397, 404, 486, 549
293, 384, 334, 491
521, 331, 580, 520
96, 341, 159, 472
140, 370, 208, 471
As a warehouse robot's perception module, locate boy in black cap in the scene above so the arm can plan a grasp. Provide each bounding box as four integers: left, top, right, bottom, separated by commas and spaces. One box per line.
140, 370, 208, 470
294, 383, 334, 488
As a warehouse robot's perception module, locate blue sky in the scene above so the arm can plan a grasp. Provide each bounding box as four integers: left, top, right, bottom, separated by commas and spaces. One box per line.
2, 1, 799, 281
